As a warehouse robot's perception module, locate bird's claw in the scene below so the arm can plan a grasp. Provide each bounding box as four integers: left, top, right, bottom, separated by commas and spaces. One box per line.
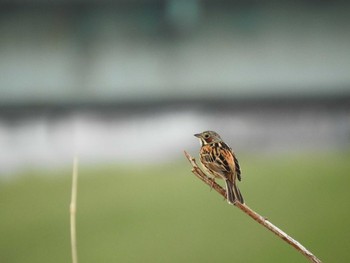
209, 178, 216, 191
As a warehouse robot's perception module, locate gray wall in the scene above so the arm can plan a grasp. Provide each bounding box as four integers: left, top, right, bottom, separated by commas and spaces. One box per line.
1, 1, 350, 104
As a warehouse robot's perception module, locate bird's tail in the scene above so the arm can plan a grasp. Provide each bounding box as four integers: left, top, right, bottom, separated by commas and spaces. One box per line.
225, 180, 244, 204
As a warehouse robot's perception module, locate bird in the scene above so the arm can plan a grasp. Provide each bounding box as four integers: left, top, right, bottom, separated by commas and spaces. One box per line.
194, 130, 244, 204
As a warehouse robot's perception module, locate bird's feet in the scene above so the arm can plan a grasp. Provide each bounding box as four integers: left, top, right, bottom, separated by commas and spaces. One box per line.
209, 178, 216, 191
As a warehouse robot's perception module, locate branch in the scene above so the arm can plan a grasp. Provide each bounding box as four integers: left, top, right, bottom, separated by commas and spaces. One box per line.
184, 151, 322, 263
70, 157, 79, 263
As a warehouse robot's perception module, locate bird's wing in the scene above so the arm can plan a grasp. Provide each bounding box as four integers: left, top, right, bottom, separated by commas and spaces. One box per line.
220, 142, 242, 181
200, 143, 240, 181
233, 154, 241, 181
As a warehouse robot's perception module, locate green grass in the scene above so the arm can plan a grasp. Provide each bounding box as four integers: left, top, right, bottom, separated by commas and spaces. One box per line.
1, 152, 350, 263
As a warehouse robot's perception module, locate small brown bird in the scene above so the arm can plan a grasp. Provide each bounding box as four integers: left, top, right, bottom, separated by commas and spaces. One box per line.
194, 130, 244, 204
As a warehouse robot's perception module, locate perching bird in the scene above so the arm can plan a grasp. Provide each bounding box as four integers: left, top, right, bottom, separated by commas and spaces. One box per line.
194, 130, 244, 204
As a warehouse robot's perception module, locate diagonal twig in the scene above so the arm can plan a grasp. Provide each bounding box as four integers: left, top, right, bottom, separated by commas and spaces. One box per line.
184, 150, 322, 263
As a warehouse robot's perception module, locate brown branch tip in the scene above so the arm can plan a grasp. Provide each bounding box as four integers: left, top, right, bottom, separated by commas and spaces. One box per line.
184, 150, 322, 263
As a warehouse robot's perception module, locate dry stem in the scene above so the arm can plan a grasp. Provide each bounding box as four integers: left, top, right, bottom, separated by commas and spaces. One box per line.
184, 150, 322, 263
70, 157, 79, 263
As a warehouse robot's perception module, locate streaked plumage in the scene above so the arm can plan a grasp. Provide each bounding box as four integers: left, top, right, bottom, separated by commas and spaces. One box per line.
194, 131, 244, 204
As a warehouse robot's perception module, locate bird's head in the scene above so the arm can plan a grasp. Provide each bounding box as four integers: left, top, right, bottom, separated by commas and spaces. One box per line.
194, 130, 222, 146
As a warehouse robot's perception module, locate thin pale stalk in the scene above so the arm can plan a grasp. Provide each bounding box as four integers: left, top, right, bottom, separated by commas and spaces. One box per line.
70, 157, 79, 263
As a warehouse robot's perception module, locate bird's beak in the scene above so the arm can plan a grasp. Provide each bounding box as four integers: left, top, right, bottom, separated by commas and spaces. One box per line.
194, 133, 201, 138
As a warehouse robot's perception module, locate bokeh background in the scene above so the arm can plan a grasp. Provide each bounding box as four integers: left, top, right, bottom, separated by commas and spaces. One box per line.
1, 1, 350, 262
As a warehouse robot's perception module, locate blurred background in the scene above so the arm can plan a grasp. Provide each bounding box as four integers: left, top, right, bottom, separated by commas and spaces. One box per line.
1, 0, 350, 262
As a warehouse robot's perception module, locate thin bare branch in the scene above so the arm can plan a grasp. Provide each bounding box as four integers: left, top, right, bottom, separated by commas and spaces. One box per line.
70, 157, 79, 263
184, 150, 322, 263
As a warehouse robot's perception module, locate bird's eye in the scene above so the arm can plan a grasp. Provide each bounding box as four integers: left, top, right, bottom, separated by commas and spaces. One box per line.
204, 134, 210, 139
